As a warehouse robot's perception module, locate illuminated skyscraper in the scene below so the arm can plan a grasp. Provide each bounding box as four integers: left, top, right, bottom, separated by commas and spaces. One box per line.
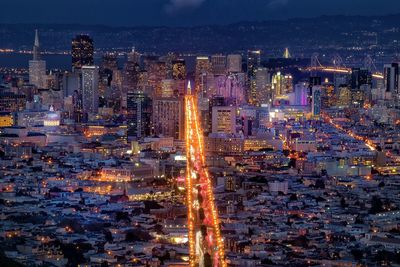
72, 35, 94, 70
195, 56, 212, 92
123, 60, 140, 92
172, 59, 186, 80
227, 54, 242, 73
320, 82, 335, 108
212, 106, 236, 134
29, 30, 46, 88
101, 52, 118, 72
351, 68, 372, 90
81, 66, 99, 114
211, 54, 227, 76
255, 67, 272, 106
153, 97, 185, 140
294, 82, 309, 106
127, 47, 141, 64
127, 91, 152, 139
383, 63, 400, 101
247, 50, 261, 104
312, 86, 321, 117
145, 58, 167, 97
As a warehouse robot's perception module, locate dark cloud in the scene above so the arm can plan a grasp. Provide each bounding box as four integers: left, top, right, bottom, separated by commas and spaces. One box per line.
266, 0, 289, 8
0, 0, 399, 26
165, 0, 206, 14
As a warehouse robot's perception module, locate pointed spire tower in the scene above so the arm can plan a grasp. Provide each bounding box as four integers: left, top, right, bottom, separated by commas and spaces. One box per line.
283, 47, 291, 59
187, 80, 192, 95
33, 29, 41, 60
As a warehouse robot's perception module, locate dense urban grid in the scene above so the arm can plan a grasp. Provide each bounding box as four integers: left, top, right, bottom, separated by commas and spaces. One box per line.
1, 18, 400, 267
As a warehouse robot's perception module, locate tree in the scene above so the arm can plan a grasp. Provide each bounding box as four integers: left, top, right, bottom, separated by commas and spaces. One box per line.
115, 211, 130, 222
370, 196, 384, 214
104, 230, 113, 242
315, 179, 325, 189
340, 197, 347, 208
351, 249, 363, 261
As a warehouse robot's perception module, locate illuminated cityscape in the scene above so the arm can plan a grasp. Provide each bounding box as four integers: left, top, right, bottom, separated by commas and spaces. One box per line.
2, 1, 400, 267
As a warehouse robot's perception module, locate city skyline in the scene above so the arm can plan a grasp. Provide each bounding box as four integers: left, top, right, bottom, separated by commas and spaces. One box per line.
2, 2, 400, 267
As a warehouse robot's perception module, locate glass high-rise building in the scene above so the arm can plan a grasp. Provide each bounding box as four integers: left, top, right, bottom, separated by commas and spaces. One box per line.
247, 50, 261, 105
72, 35, 94, 70
127, 91, 152, 139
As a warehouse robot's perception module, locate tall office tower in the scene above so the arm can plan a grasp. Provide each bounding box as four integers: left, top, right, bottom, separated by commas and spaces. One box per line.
321, 82, 335, 108
72, 35, 94, 70
172, 59, 186, 80
127, 47, 141, 64
255, 67, 272, 106
351, 68, 372, 89
137, 70, 149, 93
101, 52, 118, 72
227, 54, 242, 73
162, 52, 178, 79
29, 30, 46, 88
212, 106, 236, 134
127, 91, 152, 139
384, 63, 400, 95
205, 96, 226, 134
337, 85, 351, 107
311, 86, 321, 117
160, 79, 176, 98
62, 72, 80, 97
123, 60, 140, 93
44, 71, 62, 90
294, 82, 309, 106
72, 90, 84, 122
272, 72, 285, 96
350, 68, 371, 108
211, 54, 227, 76
195, 56, 212, 92
153, 97, 185, 140
215, 73, 245, 105
81, 66, 99, 114
247, 50, 261, 104
147, 60, 167, 97
283, 74, 294, 94
99, 53, 117, 98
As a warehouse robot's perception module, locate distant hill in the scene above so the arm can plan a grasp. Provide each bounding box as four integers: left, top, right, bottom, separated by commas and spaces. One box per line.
0, 14, 399, 58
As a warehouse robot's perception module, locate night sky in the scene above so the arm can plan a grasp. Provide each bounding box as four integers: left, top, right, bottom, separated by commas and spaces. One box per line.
1, 0, 400, 26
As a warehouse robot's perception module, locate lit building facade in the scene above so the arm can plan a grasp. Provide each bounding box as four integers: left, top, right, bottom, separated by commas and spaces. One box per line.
227, 54, 242, 73
211, 106, 236, 134
127, 91, 152, 139
153, 97, 185, 140
72, 35, 94, 70
81, 66, 99, 114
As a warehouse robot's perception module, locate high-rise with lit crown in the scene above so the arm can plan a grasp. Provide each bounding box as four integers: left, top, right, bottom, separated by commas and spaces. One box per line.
195, 56, 212, 93
29, 30, 46, 88
72, 35, 94, 70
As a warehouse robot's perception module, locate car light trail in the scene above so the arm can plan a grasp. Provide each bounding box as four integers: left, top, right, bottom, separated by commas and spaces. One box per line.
185, 83, 227, 267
